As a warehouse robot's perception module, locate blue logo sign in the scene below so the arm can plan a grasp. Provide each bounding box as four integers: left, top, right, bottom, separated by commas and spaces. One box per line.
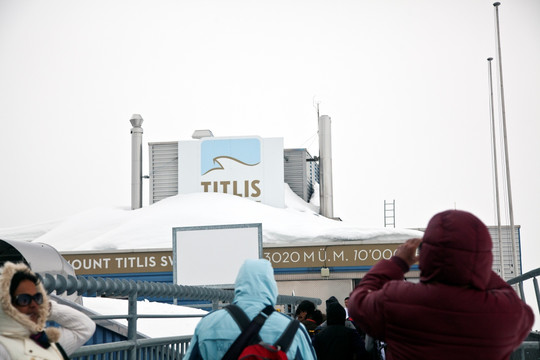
201, 138, 261, 175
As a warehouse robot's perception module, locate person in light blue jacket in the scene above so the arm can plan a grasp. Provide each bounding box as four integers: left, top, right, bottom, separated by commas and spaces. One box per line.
184, 259, 316, 360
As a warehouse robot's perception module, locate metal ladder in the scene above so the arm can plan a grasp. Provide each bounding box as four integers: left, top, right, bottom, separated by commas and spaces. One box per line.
384, 200, 395, 228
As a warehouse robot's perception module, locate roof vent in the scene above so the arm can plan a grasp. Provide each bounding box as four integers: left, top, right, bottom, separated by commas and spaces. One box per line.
192, 129, 214, 139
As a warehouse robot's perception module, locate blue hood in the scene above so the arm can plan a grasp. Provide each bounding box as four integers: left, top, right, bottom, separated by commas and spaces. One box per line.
233, 259, 277, 307
183, 258, 318, 360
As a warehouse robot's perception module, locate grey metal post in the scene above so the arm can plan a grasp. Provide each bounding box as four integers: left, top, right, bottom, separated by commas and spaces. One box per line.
318, 115, 334, 219
487, 57, 505, 280
534, 277, 540, 315
130, 114, 144, 210
493, 2, 518, 279
128, 292, 137, 360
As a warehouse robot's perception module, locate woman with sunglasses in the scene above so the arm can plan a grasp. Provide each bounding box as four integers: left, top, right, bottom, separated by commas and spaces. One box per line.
0, 261, 96, 359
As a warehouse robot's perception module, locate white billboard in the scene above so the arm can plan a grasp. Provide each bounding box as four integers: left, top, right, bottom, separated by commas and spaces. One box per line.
178, 136, 285, 208
172, 223, 262, 287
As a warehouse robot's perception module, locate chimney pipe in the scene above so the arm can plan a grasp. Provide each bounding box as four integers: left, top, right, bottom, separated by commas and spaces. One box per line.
130, 114, 143, 210
318, 115, 334, 218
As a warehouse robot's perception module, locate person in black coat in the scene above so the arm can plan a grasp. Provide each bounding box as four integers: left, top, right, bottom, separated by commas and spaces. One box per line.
312, 302, 369, 360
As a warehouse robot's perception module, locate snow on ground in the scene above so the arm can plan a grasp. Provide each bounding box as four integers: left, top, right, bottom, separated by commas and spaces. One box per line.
82, 297, 207, 338
0, 184, 423, 251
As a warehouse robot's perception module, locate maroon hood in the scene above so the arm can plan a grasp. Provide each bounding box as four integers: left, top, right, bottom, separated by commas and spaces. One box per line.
419, 210, 493, 290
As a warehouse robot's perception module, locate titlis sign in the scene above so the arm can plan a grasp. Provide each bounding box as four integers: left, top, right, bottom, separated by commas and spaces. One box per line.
61, 244, 402, 275
264, 244, 400, 268
62, 251, 173, 275
178, 136, 285, 208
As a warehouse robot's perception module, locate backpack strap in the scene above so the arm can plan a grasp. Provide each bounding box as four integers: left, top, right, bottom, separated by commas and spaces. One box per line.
225, 305, 252, 331
274, 319, 300, 353
222, 305, 275, 360
225, 304, 262, 344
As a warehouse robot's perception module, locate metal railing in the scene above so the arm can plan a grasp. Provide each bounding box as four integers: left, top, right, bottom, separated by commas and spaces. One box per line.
40, 269, 540, 360
71, 336, 191, 360
508, 267, 540, 360
39, 273, 321, 360
508, 267, 540, 315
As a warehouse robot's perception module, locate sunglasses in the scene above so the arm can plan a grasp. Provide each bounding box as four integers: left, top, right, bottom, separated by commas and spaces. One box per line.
13, 292, 44, 307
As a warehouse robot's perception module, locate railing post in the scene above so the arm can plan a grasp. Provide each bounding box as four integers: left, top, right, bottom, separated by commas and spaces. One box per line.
128, 292, 137, 360
534, 277, 540, 315
518, 282, 525, 302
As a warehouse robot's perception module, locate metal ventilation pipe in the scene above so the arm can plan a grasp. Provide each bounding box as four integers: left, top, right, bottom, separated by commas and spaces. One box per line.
130, 114, 143, 210
318, 115, 334, 218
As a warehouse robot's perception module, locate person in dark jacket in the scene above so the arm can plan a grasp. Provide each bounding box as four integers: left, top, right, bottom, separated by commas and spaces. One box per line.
295, 300, 316, 323
295, 300, 321, 339
348, 209, 534, 360
304, 309, 323, 338
312, 302, 369, 360
314, 296, 356, 336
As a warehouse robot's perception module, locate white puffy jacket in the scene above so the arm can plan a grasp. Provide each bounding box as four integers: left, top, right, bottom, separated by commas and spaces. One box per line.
0, 262, 96, 360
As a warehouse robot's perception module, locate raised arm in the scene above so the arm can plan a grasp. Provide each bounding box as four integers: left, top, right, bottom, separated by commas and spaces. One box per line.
48, 301, 96, 355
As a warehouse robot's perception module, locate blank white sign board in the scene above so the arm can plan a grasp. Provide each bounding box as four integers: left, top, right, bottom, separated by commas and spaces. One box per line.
172, 223, 262, 287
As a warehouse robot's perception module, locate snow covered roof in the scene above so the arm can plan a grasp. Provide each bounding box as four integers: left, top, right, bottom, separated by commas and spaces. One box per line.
0, 185, 423, 252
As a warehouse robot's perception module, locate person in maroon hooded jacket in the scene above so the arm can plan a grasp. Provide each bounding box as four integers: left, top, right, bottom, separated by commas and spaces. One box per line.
348, 209, 534, 360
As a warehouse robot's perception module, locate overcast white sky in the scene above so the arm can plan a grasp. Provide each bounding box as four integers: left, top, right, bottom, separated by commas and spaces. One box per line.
1, 0, 539, 273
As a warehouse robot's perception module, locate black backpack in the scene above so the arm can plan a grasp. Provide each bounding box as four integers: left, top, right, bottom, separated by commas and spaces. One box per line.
222, 304, 300, 360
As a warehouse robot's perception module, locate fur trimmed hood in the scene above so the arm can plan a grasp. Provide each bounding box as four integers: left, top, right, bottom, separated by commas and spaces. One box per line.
0, 262, 60, 342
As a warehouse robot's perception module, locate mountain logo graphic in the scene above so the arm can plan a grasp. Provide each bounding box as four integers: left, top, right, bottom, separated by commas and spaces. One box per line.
200, 138, 261, 175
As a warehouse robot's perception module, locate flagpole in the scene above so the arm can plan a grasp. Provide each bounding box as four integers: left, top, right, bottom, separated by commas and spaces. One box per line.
487, 57, 505, 279
493, 2, 518, 278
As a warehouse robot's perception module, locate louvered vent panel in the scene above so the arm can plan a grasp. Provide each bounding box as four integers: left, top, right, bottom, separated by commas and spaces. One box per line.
149, 142, 178, 204
284, 149, 317, 202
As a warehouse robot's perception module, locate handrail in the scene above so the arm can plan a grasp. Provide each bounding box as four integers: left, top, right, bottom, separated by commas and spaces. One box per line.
507, 267, 540, 316
506, 267, 540, 360
71, 335, 192, 358
38, 272, 322, 306
39, 272, 321, 360
51, 270, 540, 360
507, 267, 540, 285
